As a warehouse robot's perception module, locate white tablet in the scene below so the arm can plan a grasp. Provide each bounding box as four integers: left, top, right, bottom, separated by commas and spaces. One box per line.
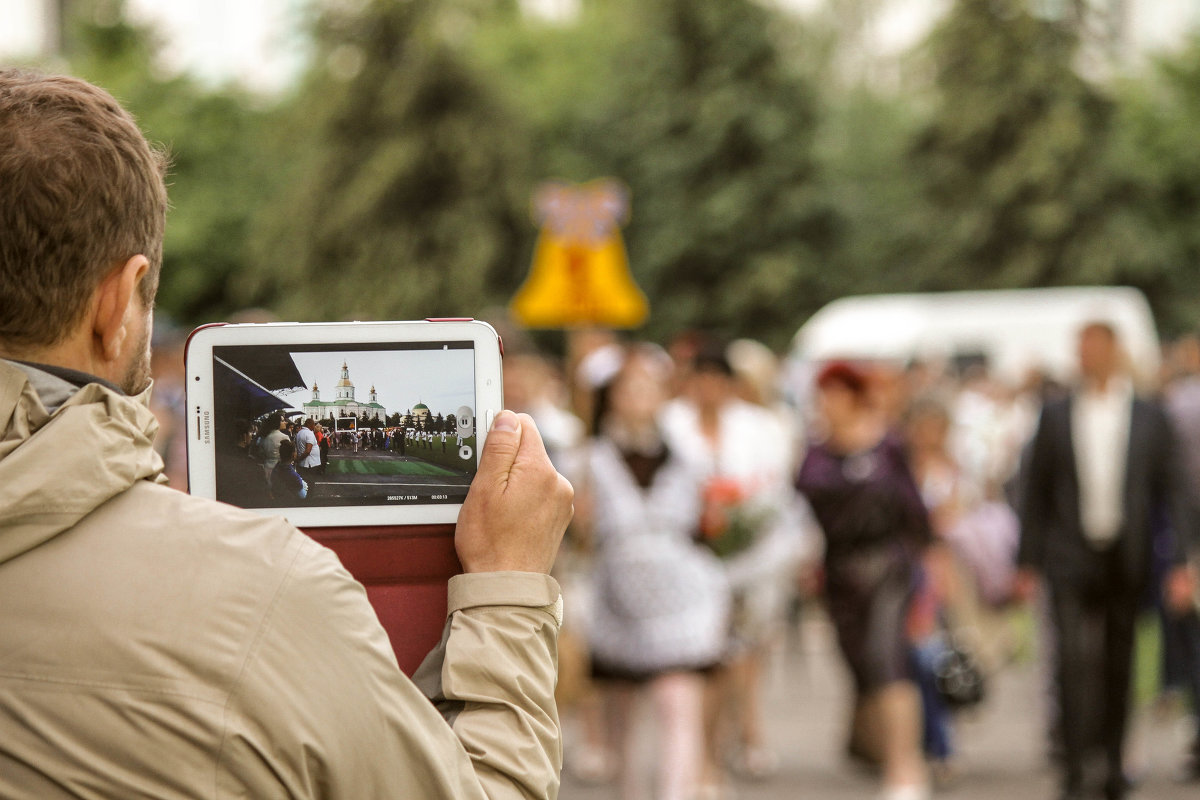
184, 320, 503, 527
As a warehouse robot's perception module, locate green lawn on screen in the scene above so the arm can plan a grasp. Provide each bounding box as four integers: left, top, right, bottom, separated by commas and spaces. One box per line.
327, 459, 457, 478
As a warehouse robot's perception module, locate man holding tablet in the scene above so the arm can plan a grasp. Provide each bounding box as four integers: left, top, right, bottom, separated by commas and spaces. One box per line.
0, 68, 574, 799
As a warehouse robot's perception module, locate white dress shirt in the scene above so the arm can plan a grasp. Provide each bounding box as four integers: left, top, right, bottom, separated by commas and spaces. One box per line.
1071, 377, 1133, 548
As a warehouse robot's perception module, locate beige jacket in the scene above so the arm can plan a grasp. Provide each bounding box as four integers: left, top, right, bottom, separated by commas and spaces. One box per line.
0, 359, 563, 799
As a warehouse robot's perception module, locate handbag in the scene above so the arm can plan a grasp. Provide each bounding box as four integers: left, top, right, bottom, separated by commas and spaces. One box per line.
933, 625, 986, 710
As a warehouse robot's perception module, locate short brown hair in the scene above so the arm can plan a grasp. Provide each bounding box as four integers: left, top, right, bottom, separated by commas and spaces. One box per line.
0, 69, 168, 349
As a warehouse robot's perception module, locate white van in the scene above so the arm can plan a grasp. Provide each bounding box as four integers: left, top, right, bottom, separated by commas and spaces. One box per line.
788, 286, 1160, 385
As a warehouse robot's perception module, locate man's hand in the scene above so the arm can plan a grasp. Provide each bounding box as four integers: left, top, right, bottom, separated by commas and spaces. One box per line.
455, 411, 574, 574
1012, 566, 1040, 605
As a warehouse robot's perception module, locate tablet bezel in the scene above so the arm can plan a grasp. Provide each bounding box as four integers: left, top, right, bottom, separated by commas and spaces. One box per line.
184, 320, 503, 528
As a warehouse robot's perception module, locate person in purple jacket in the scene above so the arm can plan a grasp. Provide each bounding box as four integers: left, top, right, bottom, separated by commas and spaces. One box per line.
796, 361, 933, 800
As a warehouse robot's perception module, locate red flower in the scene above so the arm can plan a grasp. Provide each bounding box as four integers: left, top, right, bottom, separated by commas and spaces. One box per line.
700, 477, 747, 539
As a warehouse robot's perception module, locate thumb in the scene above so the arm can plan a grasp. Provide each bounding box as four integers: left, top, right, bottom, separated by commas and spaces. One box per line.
476, 410, 523, 485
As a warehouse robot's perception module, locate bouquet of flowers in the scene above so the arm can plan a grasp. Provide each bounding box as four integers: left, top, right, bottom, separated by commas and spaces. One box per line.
698, 476, 769, 559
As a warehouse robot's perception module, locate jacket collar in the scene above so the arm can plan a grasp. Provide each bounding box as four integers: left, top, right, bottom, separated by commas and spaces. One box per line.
0, 359, 165, 564
10, 358, 125, 394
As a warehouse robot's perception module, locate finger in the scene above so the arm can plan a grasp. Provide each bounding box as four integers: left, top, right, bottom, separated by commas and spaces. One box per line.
559, 475, 577, 526
512, 413, 552, 468
476, 409, 523, 485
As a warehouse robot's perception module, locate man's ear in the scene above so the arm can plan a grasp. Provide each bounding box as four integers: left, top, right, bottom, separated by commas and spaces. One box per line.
93, 255, 150, 363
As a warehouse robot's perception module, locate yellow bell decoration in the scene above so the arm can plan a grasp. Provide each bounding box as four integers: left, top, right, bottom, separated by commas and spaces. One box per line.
510, 179, 649, 329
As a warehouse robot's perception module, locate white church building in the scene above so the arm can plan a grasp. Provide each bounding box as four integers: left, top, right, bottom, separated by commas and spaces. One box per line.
302, 361, 387, 422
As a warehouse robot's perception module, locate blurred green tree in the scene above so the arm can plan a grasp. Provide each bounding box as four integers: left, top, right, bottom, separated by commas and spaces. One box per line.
1104, 39, 1200, 333
911, 0, 1122, 290
812, 86, 931, 299
60, 0, 282, 327
240, 0, 532, 321
597, 0, 838, 347
474, 0, 837, 348
45, 0, 1200, 344
905, 0, 1200, 335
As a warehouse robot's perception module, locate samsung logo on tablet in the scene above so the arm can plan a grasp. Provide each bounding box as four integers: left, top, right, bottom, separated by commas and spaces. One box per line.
202, 411, 211, 446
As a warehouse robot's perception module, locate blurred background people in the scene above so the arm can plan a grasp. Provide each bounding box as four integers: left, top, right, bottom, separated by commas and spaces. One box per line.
148, 317, 189, 490
505, 351, 585, 470
1158, 334, 1200, 782
795, 361, 933, 800
662, 341, 809, 794
902, 396, 965, 782
903, 393, 1017, 784
576, 344, 730, 800
1015, 322, 1198, 800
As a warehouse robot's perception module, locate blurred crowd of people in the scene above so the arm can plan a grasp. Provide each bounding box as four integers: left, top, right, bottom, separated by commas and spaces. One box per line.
147, 319, 1200, 800
496, 322, 1200, 800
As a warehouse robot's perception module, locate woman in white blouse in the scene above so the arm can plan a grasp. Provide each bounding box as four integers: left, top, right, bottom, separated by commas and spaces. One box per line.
580, 345, 731, 800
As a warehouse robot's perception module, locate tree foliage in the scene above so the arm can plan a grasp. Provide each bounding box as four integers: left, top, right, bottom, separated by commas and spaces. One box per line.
474, 0, 835, 347
240, 0, 532, 321
888, 0, 1200, 334
584, 0, 836, 346
1104, 40, 1200, 332
910, 0, 1122, 289
33, 0, 1200, 343
59, 1, 282, 325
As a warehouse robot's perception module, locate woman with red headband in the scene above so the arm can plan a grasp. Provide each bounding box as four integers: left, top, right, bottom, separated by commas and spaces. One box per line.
795, 362, 933, 800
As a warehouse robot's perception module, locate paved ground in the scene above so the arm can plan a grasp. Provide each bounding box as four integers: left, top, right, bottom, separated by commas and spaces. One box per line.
310, 449, 471, 502
559, 609, 1197, 800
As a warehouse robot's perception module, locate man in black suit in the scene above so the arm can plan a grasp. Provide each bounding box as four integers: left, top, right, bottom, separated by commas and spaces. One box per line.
1016, 321, 1197, 800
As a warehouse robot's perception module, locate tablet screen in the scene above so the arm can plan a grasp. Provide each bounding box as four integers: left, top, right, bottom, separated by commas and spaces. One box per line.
211, 341, 477, 510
